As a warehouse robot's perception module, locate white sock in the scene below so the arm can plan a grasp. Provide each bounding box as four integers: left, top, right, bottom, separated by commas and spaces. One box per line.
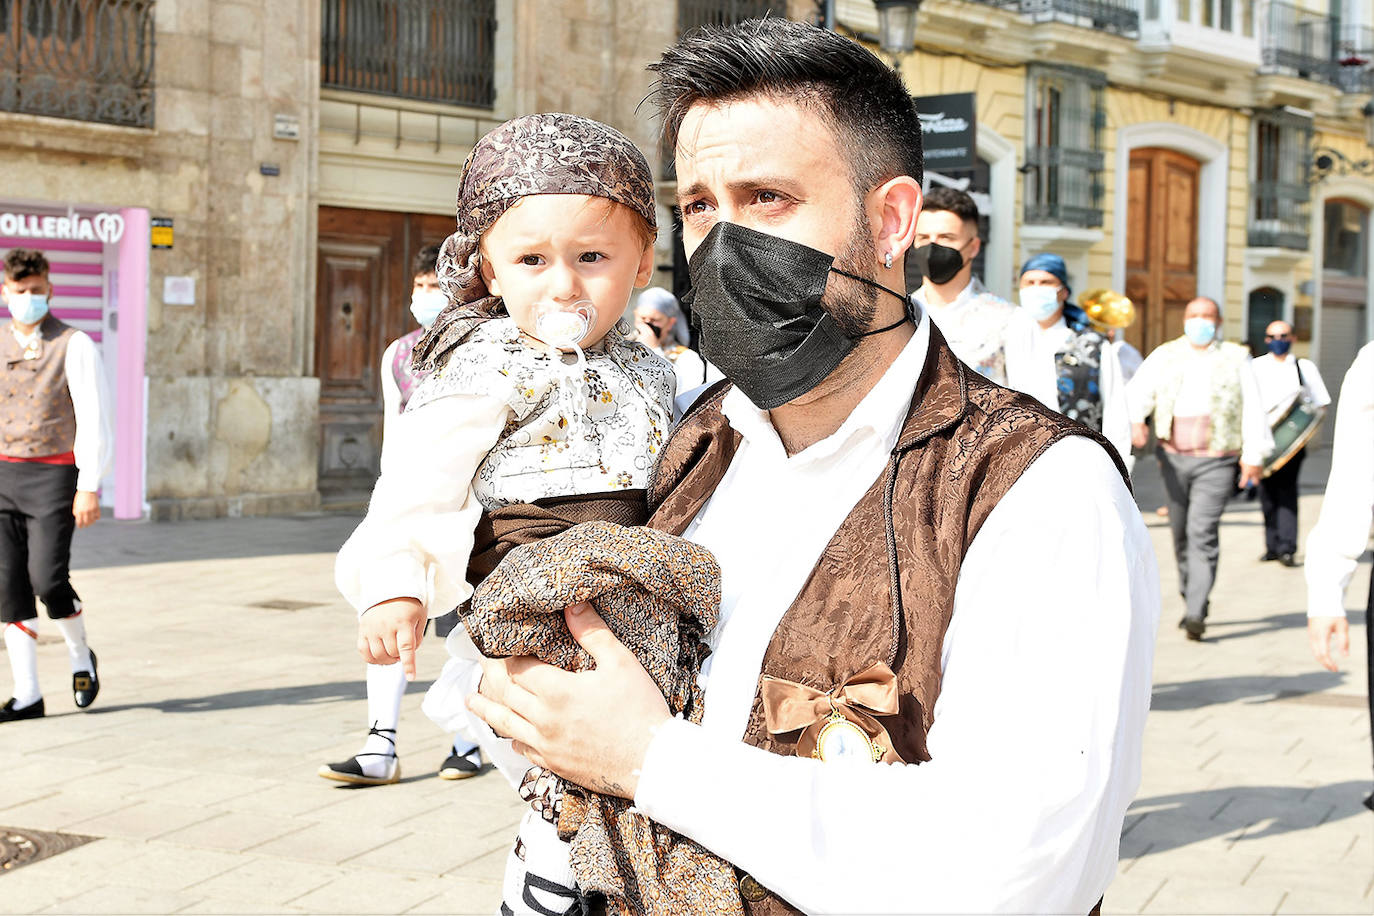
502, 810, 579, 916
453, 738, 479, 760
355, 662, 405, 778
54, 611, 93, 673
4, 620, 41, 707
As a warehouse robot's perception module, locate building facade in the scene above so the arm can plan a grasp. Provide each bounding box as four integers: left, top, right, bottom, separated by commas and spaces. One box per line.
2, 0, 1369, 517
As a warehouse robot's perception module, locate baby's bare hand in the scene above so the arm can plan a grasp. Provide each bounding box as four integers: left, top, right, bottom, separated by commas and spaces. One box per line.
357, 597, 427, 679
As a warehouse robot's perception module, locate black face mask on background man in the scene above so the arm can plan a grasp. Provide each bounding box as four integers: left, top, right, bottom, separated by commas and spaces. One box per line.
682, 221, 910, 410
909, 242, 966, 286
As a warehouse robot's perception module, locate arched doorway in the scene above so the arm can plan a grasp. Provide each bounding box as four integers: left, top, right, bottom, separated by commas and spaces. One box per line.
1247, 286, 1284, 356
1123, 147, 1202, 353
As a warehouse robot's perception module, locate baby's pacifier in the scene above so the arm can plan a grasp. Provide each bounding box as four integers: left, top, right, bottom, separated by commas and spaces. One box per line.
532, 300, 598, 351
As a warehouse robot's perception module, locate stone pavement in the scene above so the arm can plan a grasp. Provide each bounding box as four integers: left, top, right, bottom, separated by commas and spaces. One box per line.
0, 456, 1369, 914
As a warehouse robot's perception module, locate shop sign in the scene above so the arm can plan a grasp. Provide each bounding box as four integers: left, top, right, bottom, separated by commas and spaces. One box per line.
914, 93, 977, 171
151, 217, 174, 249
0, 210, 127, 244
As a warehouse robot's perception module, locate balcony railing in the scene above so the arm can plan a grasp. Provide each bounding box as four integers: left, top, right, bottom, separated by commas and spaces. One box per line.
322, 0, 496, 109
1249, 110, 1311, 251
1024, 146, 1106, 227
1261, 1, 1336, 84
1012, 0, 1139, 36
679, 0, 788, 33
0, 0, 155, 128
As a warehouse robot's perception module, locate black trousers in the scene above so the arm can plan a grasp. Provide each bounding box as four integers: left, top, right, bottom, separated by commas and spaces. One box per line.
1258, 447, 1305, 556
0, 461, 80, 623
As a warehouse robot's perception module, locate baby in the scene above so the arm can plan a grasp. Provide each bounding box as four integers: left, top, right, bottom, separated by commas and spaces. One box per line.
336, 113, 676, 915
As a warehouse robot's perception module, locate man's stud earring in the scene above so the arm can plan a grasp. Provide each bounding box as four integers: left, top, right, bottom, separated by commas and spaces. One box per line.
884, 251, 894, 269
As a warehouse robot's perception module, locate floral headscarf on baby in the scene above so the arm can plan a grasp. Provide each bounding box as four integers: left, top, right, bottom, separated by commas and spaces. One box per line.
411, 113, 658, 371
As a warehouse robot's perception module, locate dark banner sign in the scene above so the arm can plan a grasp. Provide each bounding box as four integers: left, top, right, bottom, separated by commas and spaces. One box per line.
914, 93, 977, 172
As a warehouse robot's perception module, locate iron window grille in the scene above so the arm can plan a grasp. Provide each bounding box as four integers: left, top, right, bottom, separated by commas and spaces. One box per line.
1024, 64, 1106, 228
0, 0, 155, 129
1248, 108, 1312, 251
321, 0, 496, 109
679, 0, 788, 34
1261, 1, 1337, 84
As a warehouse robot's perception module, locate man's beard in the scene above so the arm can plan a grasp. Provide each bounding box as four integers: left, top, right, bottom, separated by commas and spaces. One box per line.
822, 211, 880, 337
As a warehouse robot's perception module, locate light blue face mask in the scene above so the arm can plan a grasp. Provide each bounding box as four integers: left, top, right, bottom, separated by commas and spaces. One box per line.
5, 291, 50, 325
1184, 317, 1217, 346
409, 289, 447, 328
1019, 285, 1061, 322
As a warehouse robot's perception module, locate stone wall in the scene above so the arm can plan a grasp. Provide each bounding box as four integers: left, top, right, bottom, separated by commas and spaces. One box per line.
0, 0, 322, 520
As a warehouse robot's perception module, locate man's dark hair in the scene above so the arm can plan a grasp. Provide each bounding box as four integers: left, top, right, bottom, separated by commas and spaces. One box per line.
413, 244, 441, 278
4, 248, 50, 282
921, 187, 980, 227
649, 18, 923, 195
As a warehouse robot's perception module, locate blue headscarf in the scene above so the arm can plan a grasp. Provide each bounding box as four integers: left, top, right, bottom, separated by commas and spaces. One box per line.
1019, 253, 1089, 332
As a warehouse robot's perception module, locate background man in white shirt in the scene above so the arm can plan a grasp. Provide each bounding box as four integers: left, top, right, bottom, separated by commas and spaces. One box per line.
0, 248, 112, 722
908, 187, 1019, 385
1304, 341, 1373, 811
1128, 297, 1271, 640
1252, 319, 1330, 566
464, 19, 1158, 913
1006, 252, 1131, 464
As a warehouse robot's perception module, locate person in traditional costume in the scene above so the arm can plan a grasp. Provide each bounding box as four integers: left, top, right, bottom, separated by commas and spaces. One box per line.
632, 287, 721, 402
1128, 297, 1271, 640
1251, 319, 1330, 566
1005, 253, 1132, 463
1304, 341, 1374, 812
1, 248, 111, 723
465, 19, 1160, 914
335, 113, 677, 914
908, 187, 1021, 385
318, 244, 483, 786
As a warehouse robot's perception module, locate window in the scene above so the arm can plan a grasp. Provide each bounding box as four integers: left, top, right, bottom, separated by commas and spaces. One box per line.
0, 0, 155, 128
1323, 200, 1369, 277
1246, 287, 1283, 355
1024, 64, 1105, 228
1262, 1, 1336, 84
321, 0, 496, 109
679, 0, 788, 33
1249, 108, 1312, 250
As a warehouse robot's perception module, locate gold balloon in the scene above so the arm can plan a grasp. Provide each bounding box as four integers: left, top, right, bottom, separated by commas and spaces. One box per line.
1079, 288, 1136, 331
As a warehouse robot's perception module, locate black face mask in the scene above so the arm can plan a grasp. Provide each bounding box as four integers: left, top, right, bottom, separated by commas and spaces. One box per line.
910, 242, 966, 286
682, 221, 910, 410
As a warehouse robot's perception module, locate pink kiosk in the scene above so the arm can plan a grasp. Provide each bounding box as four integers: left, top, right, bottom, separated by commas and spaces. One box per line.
0, 203, 148, 520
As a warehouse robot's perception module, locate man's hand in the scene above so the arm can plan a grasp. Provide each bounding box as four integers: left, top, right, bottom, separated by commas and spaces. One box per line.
1308, 616, 1349, 672
357, 597, 426, 679
72, 491, 99, 528
1130, 422, 1149, 450
1238, 463, 1263, 489
466, 603, 670, 799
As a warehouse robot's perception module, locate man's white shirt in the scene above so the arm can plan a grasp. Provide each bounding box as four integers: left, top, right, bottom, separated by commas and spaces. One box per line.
1251, 352, 1331, 424
1305, 342, 1374, 619
1004, 311, 1133, 463
633, 317, 1160, 913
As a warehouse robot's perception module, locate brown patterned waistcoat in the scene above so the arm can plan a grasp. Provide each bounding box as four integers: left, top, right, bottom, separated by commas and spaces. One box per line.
1, 316, 78, 458
646, 328, 1128, 914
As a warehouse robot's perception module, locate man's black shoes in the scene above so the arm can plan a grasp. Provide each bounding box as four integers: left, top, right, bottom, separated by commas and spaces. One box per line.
0, 697, 45, 722
1259, 551, 1279, 562
1277, 554, 1299, 568
1183, 617, 1206, 641
73, 650, 99, 709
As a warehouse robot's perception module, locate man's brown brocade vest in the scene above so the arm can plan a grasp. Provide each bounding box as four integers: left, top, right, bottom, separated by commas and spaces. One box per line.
1, 316, 78, 458
646, 328, 1127, 914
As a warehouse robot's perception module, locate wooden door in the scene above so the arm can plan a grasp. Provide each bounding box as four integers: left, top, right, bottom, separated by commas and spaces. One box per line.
1124, 148, 1201, 354
315, 206, 453, 507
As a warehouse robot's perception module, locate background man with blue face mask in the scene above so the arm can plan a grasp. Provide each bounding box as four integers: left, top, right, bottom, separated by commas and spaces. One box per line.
1251, 319, 1330, 566
318, 243, 486, 786
1005, 253, 1132, 468
1127, 297, 1272, 640
0, 248, 111, 723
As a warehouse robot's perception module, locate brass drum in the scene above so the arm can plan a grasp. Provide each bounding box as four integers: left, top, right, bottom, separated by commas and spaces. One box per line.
1262, 391, 1327, 477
